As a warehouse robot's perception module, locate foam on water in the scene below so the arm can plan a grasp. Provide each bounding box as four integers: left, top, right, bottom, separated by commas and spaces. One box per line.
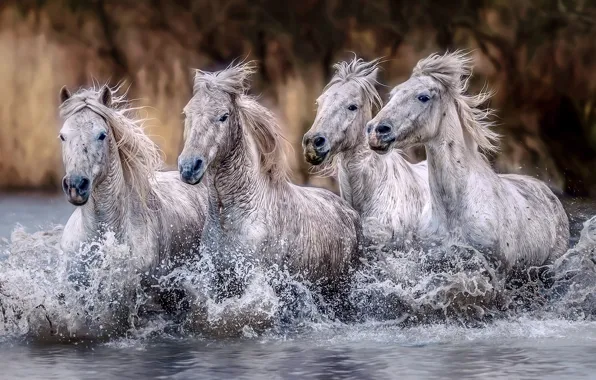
1, 214, 596, 343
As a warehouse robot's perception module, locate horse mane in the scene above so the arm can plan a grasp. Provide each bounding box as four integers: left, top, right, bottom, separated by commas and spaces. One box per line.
59, 83, 162, 200
194, 60, 290, 183
412, 50, 499, 155
325, 56, 383, 110
238, 96, 290, 182
193, 59, 256, 96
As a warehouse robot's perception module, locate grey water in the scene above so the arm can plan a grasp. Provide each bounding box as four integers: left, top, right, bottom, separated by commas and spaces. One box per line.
1, 193, 596, 380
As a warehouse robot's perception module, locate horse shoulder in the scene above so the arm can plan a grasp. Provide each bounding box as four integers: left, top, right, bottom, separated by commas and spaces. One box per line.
435, 171, 501, 249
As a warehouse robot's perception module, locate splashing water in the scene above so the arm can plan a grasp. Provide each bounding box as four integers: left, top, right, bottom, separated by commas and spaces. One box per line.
159, 245, 336, 338
351, 244, 504, 325
0, 223, 334, 341
0, 225, 154, 341
3, 196, 596, 379
1, 199, 596, 345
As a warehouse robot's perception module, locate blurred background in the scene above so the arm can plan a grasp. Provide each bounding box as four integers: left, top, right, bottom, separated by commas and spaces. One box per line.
1, 0, 596, 196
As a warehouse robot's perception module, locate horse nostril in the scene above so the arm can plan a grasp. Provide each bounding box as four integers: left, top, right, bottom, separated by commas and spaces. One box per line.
193, 158, 203, 173
376, 124, 392, 135
78, 177, 90, 192
62, 177, 68, 191
313, 136, 326, 148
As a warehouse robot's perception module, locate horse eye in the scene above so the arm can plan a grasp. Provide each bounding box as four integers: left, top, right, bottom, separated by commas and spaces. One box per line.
347, 104, 358, 111
219, 113, 229, 122
98, 132, 107, 141
59, 134, 65, 142
417, 95, 431, 103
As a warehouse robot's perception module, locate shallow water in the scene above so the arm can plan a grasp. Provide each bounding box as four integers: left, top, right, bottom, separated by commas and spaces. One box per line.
1, 193, 596, 379
2, 320, 596, 379
0, 193, 73, 240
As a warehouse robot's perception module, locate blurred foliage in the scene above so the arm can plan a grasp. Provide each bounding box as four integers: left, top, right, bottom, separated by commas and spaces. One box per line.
1, 0, 596, 194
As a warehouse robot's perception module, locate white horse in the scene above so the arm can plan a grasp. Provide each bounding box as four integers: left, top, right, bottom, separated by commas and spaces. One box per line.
367, 51, 569, 273
59, 85, 208, 289
303, 57, 430, 247
177, 61, 362, 303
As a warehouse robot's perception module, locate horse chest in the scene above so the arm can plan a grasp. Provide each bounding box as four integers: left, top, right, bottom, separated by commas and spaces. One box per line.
215, 208, 267, 245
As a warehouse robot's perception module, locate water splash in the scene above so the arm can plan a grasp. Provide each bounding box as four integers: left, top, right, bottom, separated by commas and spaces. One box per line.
1, 215, 596, 343
350, 243, 507, 325
0, 225, 152, 342
550, 215, 596, 319
159, 245, 331, 338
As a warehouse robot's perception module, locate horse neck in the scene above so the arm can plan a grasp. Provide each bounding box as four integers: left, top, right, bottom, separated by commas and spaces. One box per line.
207, 118, 275, 221
334, 106, 374, 207
81, 137, 129, 239
339, 147, 420, 209
336, 143, 371, 210
424, 103, 494, 226
337, 106, 418, 212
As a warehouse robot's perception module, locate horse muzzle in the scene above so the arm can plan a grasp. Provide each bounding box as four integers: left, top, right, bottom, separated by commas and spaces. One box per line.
367, 121, 396, 154
303, 148, 329, 165
178, 155, 206, 185
62, 175, 91, 206
302, 133, 330, 165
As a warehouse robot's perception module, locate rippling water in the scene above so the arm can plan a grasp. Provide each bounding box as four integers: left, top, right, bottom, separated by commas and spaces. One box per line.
1, 193, 596, 380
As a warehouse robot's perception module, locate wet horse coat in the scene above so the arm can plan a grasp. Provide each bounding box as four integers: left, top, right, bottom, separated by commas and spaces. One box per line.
367, 51, 569, 271
59, 85, 208, 283
177, 62, 362, 301
303, 57, 430, 247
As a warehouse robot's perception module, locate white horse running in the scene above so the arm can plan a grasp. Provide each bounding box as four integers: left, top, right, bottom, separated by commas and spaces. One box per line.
59, 85, 208, 283
303, 57, 430, 247
177, 62, 362, 300
367, 51, 569, 272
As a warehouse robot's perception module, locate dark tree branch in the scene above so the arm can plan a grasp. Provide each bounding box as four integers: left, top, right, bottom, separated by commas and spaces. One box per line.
92, 0, 128, 75
452, 20, 517, 79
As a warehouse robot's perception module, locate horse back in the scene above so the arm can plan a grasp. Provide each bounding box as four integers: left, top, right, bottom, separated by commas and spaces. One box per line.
498, 173, 570, 264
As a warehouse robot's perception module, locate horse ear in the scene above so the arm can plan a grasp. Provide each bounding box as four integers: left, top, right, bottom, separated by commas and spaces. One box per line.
99, 86, 112, 107
365, 67, 380, 84
59, 86, 71, 104
192, 69, 200, 95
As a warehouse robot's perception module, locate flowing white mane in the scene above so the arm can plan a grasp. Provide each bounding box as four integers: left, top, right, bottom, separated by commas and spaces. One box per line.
413, 50, 499, 154
325, 56, 383, 110
194, 61, 291, 183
